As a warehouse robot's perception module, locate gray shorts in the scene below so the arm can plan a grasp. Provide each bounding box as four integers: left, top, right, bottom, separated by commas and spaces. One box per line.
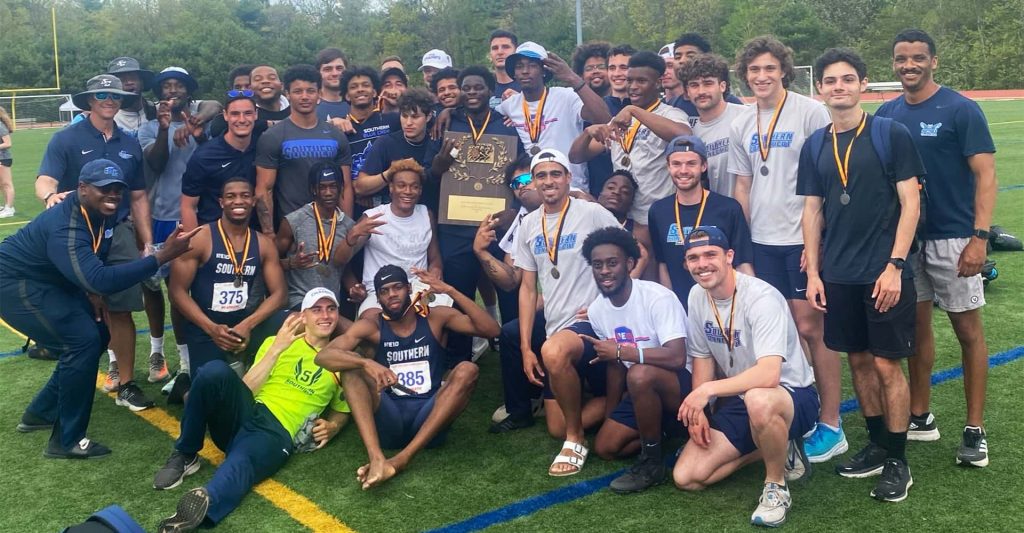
912, 238, 985, 313
102, 221, 144, 313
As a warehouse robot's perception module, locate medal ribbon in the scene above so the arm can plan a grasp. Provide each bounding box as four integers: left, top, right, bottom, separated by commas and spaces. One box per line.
381, 290, 430, 321
674, 189, 707, 244
347, 112, 365, 125
540, 197, 571, 268
79, 206, 105, 254
522, 88, 548, 144
217, 219, 251, 281
755, 90, 788, 163
706, 272, 739, 365
831, 112, 867, 191
619, 100, 661, 154
312, 203, 338, 264
467, 110, 492, 144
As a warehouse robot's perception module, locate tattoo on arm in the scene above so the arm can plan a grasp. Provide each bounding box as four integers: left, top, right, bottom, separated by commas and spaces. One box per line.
256, 197, 273, 233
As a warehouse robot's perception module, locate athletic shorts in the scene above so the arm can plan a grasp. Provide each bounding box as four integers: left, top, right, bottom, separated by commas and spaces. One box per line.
102, 221, 144, 313
0, 159, 11, 167
357, 280, 455, 317
823, 280, 916, 359
152, 219, 179, 245
374, 392, 449, 450
609, 367, 692, 434
540, 321, 607, 400
913, 238, 985, 312
711, 385, 819, 456
752, 243, 806, 300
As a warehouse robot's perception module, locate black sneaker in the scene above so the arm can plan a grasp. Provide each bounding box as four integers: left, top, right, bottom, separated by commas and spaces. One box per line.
44, 437, 112, 459
836, 442, 887, 478
158, 487, 210, 533
154, 451, 201, 490
27, 344, 59, 361
488, 414, 535, 434
956, 426, 989, 467
116, 381, 155, 411
167, 373, 192, 405
784, 436, 812, 483
908, 412, 940, 441
609, 456, 666, 494
871, 458, 913, 502
16, 411, 53, 433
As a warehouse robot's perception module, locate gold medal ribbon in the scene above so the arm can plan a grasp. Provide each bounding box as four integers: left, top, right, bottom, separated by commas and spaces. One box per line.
79, 206, 105, 254
674, 188, 707, 244
312, 203, 338, 264
540, 197, 571, 269
217, 219, 251, 280
755, 90, 788, 163
831, 112, 867, 191
467, 110, 492, 144
707, 272, 739, 365
522, 88, 548, 145
619, 100, 661, 154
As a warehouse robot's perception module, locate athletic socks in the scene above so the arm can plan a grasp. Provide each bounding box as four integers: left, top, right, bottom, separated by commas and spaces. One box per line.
887, 431, 908, 462
865, 415, 888, 449
642, 439, 662, 462
177, 344, 190, 374
151, 336, 164, 355
107, 349, 117, 363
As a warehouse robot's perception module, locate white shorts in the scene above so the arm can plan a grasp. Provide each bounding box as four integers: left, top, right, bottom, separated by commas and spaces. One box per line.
357, 280, 455, 317
912, 238, 985, 313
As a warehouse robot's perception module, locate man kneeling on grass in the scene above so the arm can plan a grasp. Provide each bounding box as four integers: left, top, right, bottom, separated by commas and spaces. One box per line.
154, 287, 350, 532
672, 228, 818, 528
315, 265, 500, 489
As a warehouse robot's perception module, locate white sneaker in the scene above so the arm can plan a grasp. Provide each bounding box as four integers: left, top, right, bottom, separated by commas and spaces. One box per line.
0, 206, 14, 218
491, 398, 545, 423
471, 337, 490, 362
751, 482, 791, 527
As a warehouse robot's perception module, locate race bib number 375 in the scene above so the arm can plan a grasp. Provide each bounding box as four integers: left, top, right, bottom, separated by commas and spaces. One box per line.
211, 281, 248, 313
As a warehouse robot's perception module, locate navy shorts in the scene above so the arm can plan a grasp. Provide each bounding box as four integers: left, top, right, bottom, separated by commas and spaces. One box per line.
711, 385, 820, 456
752, 243, 806, 300
540, 321, 607, 400
823, 279, 917, 359
374, 392, 449, 450
610, 367, 692, 433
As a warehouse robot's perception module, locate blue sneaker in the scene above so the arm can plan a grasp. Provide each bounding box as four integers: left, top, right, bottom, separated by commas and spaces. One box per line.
804, 422, 849, 463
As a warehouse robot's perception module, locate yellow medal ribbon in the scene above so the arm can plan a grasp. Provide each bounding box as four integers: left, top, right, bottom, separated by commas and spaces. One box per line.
619, 100, 661, 154
755, 89, 788, 163
707, 272, 739, 366
79, 206, 105, 254
522, 88, 549, 145
674, 188, 707, 245
831, 112, 868, 191
467, 110, 492, 144
312, 203, 338, 264
540, 197, 571, 268
216, 219, 251, 282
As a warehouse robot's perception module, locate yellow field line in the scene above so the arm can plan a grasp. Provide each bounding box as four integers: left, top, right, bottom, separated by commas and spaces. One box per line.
0, 220, 29, 227
989, 120, 1024, 126
95, 373, 354, 532
0, 317, 27, 339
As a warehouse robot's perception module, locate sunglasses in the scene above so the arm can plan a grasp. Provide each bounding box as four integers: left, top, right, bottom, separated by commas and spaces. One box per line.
227, 89, 255, 98
93, 92, 124, 101
509, 172, 532, 190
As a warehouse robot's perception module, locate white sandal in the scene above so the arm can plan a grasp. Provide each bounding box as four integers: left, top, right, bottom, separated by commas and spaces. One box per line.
548, 440, 589, 477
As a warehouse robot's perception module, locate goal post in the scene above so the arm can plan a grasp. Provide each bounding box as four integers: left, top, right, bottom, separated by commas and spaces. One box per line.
728, 65, 816, 100
0, 94, 74, 128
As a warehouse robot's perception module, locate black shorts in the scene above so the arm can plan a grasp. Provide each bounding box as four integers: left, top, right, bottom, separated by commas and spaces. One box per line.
0, 159, 11, 167
822, 279, 916, 359
712, 386, 819, 456
540, 321, 607, 399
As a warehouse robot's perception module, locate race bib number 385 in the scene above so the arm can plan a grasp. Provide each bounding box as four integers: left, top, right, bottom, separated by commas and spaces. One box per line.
211, 281, 249, 313
390, 360, 432, 396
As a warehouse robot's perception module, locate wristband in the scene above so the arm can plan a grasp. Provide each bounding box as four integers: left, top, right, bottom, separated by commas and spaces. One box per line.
615, 343, 622, 365
573, 80, 586, 92
44, 191, 56, 203
638, 347, 645, 365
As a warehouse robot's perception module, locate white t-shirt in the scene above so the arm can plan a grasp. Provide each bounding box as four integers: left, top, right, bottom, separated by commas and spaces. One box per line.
694, 102, 747, 198
589, 280, 688, 369
361, 204, 432, 289
685, 272, 814, 388
499, 206, 530, 256
499, 87, 589, 190
727, 91, 830, 245
513, 198, 620, 337
608, 103, 690, 225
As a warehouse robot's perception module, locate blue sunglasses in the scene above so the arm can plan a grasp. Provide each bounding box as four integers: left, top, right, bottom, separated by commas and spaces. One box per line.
227, 89, 255, 99
93, 92, 124, 101
509, 172, 532, 190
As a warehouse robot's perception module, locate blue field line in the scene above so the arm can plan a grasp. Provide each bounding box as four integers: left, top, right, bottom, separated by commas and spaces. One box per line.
430, 344, 1024, 533
0, 325, 173, 360
998, 184, 1024, 192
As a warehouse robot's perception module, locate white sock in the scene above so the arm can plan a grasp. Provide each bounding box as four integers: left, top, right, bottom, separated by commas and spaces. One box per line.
151, 336, 164, 356
177, 344, 190, 374
486, 304, 499, 322
107, 349, 117, 363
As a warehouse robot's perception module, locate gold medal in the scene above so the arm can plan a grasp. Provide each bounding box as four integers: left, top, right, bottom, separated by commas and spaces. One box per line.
233, 275, 242, 288
617, 100, 659, 169
218, 219, 251, 289
620, 155, 630, 167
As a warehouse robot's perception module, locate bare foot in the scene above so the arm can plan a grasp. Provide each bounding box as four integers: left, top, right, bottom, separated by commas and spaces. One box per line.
361, 458, 398, 490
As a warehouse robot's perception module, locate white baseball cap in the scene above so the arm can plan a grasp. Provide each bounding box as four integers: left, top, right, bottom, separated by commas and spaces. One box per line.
658, 43, 675, 59
419, 49, 452, 71
505, 41, 552, 80
530, 148, 571, 174
300, 287, 339, 311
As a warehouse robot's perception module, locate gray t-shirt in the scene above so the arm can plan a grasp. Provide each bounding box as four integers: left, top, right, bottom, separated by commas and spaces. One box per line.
138, 118, 198, 221
686, 272, 814, 388
513, 197, 620, 337
255, 117, 352, 225
0, 123, 11, 160
283, 203, 355, 309
727, 92, 830, 245
694, 102, 746, 198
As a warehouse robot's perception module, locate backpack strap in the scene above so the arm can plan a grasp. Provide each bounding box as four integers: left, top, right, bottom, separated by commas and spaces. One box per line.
807, 126, 828, 175
869, 114, 894, 178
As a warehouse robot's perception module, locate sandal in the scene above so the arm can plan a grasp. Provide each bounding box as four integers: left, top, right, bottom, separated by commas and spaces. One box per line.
548, 440, 589, 477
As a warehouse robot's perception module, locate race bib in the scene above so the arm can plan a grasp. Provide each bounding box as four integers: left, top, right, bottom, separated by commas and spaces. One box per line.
390, 360, 432, 396
211, 281, 248, 313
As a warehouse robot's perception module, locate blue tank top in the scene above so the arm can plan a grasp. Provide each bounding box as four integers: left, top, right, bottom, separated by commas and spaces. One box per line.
190, 221, 262, 325
375, 314, 446, 399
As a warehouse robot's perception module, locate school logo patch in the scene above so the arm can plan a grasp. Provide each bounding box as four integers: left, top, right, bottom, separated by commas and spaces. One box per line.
118, 150, 133, 160
920, 122, 942, 137
293, 357, 324, 386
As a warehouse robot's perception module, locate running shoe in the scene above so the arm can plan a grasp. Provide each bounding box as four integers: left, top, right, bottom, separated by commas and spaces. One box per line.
956, 426, 989, 467
871, 458, 913, 502
908, 412, 940, 441
804, 422, 849, 463
751, 482, 790, 527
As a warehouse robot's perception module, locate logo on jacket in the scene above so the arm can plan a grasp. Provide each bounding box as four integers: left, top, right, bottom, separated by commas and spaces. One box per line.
118, 150, 133, 160
920, 122, 942, 137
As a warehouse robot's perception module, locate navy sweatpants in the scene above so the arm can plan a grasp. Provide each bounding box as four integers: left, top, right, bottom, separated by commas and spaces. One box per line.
498, 311, 546, 419
1, 279, 109, 450
175, 360, 292, 525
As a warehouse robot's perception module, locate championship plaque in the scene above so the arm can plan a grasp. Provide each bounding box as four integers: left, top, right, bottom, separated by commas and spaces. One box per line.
439, 131, 517, 226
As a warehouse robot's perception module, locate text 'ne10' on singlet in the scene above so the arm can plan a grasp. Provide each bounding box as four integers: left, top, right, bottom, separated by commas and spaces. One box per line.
190, 221, 261, 323
375, 314, 446, 399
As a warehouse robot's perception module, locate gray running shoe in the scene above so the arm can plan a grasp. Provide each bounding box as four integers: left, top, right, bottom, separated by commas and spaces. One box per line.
102, 361, 120, 393
908, 412, 940, 441
149, 352, 170, 383
158, 487, 210, 533
609, 456, 666, 494
956, 426, 989, 467
154, 451, 201, 490
751, 482, 791, 527
784, 436, 812, 482
116, 381, 155, 411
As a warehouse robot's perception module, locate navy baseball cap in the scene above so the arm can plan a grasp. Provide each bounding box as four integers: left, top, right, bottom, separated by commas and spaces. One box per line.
373, 265, 409, 293
664, 135, 708, 161
683, 226, 730, 252
79, 159, 128, 188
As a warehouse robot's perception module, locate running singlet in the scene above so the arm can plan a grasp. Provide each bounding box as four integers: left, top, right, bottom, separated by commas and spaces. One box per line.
190, 221, 262, 325
375, 314, 446, 399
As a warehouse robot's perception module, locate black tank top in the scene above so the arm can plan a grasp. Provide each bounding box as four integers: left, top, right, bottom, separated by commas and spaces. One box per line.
190, 221, 261, 324
375, 314, 446, 399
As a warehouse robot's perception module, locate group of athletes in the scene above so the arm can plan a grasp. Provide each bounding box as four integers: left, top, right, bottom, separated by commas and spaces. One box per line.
0, 24, 997, 531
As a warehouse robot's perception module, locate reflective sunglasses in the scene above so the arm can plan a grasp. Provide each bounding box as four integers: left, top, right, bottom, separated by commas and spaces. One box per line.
93, 92, 124, 101
509, 172, 532, 190
227, 89, 255, 98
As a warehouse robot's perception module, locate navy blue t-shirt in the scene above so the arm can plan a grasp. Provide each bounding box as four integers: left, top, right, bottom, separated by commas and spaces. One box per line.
359, 130, 436, 210
604, 95, 630, 116
875, 86, 995, 239
347, 111, 402, 178
490, 79, 522, 110
797, 114, 925, 284
647, 191, 753, 308
316, 99, 351, 123
181, 135, 257, 225
38, 119, 145, 222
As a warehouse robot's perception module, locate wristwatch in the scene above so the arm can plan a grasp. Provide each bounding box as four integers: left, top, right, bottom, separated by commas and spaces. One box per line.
888, 257, 906, 270
973, 228, 991, 240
